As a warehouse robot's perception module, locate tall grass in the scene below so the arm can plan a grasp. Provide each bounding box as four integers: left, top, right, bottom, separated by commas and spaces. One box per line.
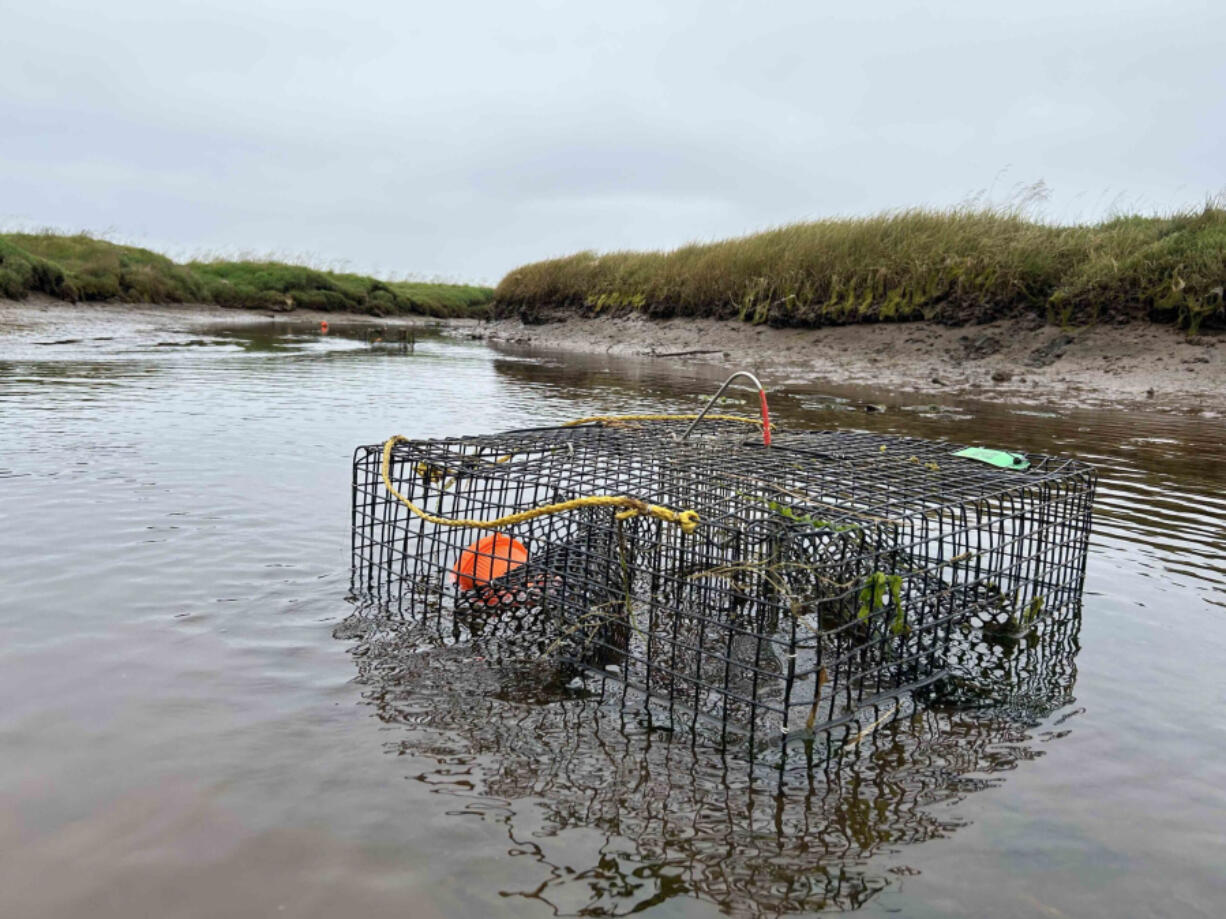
0, 232, 494, 318
494, 206, 1226, 331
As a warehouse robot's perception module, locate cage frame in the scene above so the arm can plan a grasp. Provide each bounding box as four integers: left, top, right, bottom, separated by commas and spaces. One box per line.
352, 419, 1095, 743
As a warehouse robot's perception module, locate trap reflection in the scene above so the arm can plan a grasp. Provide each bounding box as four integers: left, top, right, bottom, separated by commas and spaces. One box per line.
340, 596, 1082, 916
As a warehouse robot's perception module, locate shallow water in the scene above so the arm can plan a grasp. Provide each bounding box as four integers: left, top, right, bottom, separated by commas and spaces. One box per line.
1, 312, 1224, 918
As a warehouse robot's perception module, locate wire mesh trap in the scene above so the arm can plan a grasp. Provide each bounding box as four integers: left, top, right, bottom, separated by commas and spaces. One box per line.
351, 412, 1095, 744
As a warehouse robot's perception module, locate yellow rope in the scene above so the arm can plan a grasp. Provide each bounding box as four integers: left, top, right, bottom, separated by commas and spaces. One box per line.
382, 437, 700, 533
379, 414, 763, 535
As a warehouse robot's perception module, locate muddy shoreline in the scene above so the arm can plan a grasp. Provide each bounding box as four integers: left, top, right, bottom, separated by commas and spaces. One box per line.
0, 295, 460, 328
471, 314, 1225, 413
4, 296, 1223, 414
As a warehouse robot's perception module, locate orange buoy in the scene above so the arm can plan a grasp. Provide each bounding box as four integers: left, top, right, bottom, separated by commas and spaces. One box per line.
450, 533, 529, 591
320, 321, 329, 333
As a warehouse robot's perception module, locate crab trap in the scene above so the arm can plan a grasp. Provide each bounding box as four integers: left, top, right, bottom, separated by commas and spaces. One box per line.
351, 399, 1095, 743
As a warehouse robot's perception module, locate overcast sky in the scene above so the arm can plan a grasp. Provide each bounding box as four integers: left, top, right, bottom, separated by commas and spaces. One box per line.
2, 1, 1223, 283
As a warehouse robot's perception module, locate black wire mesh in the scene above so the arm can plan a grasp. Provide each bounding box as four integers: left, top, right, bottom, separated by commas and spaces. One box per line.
352, 419, 1095, 742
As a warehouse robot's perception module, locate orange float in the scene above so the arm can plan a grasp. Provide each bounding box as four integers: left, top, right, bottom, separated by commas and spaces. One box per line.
450, 533, 529, 591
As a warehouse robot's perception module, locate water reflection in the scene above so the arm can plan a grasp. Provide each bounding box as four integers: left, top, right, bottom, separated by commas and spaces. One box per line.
342, 597, 1082, 915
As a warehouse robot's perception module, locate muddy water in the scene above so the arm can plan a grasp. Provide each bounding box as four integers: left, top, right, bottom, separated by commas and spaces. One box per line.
1, 312, 1223, 918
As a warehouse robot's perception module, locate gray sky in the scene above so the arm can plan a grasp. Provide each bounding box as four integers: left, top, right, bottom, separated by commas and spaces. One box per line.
3, 0, 1223, 284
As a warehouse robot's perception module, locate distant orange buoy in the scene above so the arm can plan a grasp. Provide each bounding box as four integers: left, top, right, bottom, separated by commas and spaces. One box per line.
450, 534, 529, 591
320, 321, 329, 333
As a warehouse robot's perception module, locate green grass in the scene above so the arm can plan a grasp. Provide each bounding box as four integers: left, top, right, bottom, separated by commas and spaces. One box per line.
493, 206, 1226, 331
0, 232, 494, 318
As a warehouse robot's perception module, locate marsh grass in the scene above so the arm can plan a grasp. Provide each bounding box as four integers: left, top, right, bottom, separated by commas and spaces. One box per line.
494, 206, 1226, 329
0, 232, 493, 318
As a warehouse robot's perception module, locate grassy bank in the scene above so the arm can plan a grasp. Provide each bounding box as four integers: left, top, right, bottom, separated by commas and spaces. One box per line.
494, 207, 1226, 332
0, 233, 494, 318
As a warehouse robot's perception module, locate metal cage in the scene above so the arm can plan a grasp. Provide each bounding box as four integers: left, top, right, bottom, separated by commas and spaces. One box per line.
351, 419, 1095, 742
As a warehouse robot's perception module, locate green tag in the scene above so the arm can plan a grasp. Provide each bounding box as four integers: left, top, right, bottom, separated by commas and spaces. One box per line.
953, 446, 1030, 471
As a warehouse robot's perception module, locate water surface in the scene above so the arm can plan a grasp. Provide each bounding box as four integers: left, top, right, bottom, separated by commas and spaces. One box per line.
1, 311, 1223, 918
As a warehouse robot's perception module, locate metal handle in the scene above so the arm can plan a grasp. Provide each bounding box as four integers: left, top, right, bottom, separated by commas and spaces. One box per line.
680, 371, 772, 445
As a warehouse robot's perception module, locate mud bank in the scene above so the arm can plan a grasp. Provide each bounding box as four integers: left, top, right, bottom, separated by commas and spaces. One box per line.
0, 295, 480, 331
469, 314, 1225, 413
4, 297, 1222, 414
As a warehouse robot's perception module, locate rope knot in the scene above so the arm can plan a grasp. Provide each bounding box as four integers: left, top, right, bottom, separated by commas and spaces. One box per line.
675, 509, 701, 534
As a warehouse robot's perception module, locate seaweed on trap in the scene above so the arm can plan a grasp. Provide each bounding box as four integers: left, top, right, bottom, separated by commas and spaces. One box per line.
351, 418, 1095, 748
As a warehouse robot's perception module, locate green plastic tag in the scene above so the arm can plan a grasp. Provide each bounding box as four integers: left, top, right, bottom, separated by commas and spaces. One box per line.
953, 446, 1031, 471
